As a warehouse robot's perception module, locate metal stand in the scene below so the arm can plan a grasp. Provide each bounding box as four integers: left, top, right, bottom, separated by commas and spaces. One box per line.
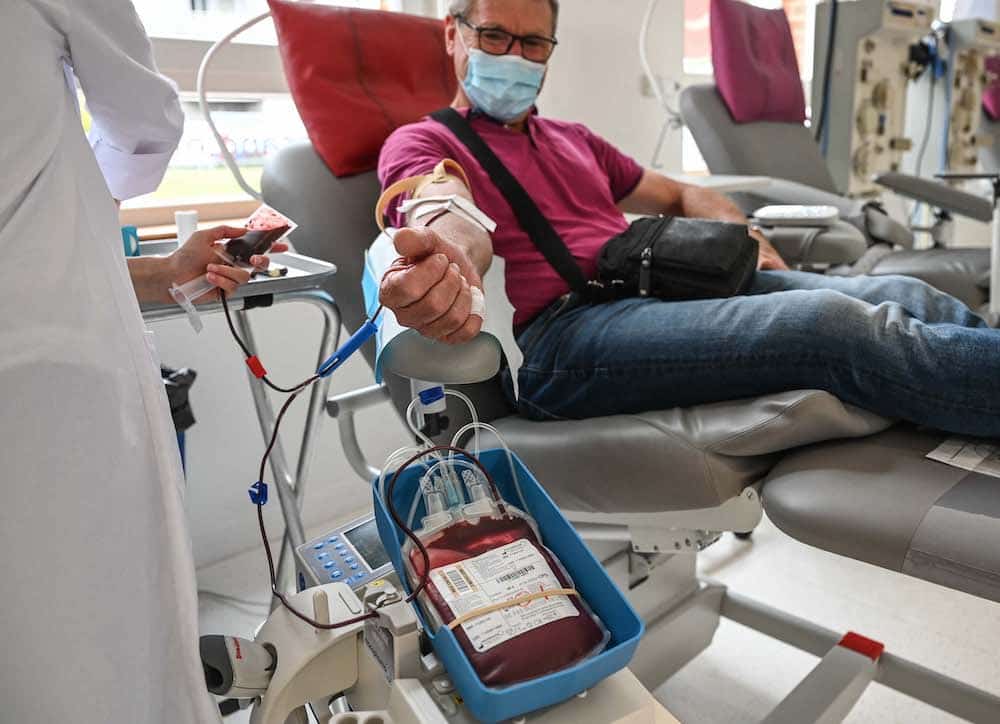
233, 290, 341, 596
144, 287, 341, 598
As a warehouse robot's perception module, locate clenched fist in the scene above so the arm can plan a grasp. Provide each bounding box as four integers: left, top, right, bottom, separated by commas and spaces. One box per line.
379, 227, 484, 344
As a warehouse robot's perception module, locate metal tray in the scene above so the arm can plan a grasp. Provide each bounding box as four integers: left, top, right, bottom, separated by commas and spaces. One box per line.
139, 241, 336, 319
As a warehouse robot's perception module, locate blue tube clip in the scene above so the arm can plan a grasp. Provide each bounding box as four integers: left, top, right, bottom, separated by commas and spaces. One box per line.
318, 320, 379, 378
249, 481, 269, 505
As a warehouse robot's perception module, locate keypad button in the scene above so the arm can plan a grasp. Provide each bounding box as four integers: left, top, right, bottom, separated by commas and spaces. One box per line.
327, 536, 339, 544
344, 556, 356, 564
313, 542, 325, 550
316, 552, 329, 560
349, 562, 360, 570
334, 543, 346, 550
323, 561, 336, 570
330, 571, 343, 580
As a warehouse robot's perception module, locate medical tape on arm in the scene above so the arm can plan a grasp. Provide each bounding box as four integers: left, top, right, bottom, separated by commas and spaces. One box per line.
399, 195, 497, 234
375, 158, 491, 320
445, 588, 580, 631
375, 158, 472, 231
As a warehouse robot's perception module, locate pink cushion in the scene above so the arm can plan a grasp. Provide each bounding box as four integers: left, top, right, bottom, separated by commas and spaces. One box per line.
268, 0, 457, 177
710, 0, 806, 123
983, 55, 1000, 122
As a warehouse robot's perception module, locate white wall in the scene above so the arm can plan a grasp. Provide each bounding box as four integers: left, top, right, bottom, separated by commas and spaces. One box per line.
541, 0, 685, 172
152, 304, 410, 570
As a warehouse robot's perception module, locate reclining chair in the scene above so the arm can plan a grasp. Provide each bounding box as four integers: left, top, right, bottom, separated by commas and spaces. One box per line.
980, 60, 1000, 173
680, 0, 994, 313
260, 1, 1000, 720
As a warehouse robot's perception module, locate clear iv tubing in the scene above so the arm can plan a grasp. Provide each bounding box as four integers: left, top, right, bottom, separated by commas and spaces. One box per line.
197, 11, 271, 201
396, 389, 484, 528
403, 389, 480, 452
169, 247, 240, 333
405, 399, 442, 453
451, 422, 527, 512
378, 445, 429, 504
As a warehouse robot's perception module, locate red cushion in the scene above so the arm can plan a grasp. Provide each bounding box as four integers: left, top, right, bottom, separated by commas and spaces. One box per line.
710, 0, 806, 124
984, 55, 1000, 122
268, 0, 457, 177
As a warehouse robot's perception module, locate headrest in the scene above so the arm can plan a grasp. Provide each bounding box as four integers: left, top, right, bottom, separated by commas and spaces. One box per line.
269, 0, 457, 177
983, 55, 1000, 122
709, 0, 806, 124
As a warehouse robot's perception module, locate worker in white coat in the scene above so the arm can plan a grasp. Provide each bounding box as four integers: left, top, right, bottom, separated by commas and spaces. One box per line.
0, 2, 277, 721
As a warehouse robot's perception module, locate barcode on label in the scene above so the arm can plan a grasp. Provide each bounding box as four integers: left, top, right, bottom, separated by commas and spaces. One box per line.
497, 565, 536, 583
444, 568, 472, 594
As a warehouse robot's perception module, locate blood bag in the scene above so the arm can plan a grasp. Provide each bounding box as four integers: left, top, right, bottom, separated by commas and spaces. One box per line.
403, 459, 609, 688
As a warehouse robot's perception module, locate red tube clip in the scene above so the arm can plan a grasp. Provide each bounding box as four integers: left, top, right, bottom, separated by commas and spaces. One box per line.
246, 356, 267, 379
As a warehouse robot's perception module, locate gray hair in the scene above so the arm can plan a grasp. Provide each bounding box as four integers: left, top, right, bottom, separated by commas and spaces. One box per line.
447, 0, 560, 34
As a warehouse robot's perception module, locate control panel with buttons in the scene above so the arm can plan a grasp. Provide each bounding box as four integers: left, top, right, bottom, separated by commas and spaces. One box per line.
294, 513, 394, 592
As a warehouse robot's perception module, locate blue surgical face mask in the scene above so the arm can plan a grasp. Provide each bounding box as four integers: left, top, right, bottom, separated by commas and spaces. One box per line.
460, 40, 546, 122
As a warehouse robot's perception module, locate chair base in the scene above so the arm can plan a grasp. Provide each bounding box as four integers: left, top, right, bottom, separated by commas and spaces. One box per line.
587, 527, 1000, 723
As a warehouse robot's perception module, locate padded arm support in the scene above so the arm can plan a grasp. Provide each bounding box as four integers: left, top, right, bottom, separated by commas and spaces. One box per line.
763, 220, 868, 266
742, 178, 863, 217
379, 331, 502, 384
875, 172, 993, 223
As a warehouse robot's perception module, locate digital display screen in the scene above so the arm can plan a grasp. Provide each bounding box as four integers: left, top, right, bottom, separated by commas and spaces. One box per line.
344, 518, 390, 570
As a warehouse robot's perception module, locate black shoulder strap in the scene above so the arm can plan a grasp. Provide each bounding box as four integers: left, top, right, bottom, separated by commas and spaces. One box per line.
430, 107, 590, 296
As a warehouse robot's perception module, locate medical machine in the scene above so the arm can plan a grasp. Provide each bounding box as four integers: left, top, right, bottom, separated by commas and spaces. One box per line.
942, 20, 1000, 171
813, 0, 935, 196
904, 18, 1000, 179
202, 581, 663, 724
295, 514, 394, 591
206, 431, 659, 724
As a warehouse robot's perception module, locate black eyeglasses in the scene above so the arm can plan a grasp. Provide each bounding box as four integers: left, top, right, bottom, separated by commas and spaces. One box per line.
455, 14, 558, 63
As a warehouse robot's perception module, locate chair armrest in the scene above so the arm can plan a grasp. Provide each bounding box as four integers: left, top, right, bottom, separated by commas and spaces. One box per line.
762, 220, 868, 266
369, 251, 517, 387
380, 331, 502, 384
731, 177, 864, 217
875, 172, 993, 222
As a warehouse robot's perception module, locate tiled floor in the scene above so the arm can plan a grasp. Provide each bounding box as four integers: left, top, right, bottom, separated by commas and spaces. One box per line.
198, 514, 1000, 723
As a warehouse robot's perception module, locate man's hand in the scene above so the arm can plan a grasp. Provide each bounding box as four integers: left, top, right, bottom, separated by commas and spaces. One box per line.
750, 227, 789, 271
168, 225, 288, 302
379, 227, 484, 344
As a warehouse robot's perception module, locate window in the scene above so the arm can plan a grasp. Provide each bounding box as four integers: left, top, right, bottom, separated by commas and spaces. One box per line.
117, 0, 413, 228
121, 93, 307, 210
132, 0, 393, 44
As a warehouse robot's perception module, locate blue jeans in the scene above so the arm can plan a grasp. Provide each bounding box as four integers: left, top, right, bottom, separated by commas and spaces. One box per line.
511, 271, 1000, 437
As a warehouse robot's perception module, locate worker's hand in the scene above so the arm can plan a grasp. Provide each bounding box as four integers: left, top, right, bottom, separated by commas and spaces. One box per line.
750, 227, 790, 271
168, 225, 289, 302
379, 227, 484, 344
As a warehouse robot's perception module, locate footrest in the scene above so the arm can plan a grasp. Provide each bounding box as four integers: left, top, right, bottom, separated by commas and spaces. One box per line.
763, 425, 1000, 603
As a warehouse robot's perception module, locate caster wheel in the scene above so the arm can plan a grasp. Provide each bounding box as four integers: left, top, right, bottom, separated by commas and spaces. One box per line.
734, 530, 753, 540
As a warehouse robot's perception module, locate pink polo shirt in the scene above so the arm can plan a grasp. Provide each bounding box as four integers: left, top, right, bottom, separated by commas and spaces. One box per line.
378, 108, 644, 326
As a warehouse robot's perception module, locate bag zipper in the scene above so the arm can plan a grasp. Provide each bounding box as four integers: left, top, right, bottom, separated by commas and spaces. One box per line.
637, 216, 668, 297
639, 247, 653, 297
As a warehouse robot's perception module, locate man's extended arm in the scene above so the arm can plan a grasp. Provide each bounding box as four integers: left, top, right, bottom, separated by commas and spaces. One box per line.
378, 174, 493, 344
410, 177, 494, 276
618, 170, 789, 270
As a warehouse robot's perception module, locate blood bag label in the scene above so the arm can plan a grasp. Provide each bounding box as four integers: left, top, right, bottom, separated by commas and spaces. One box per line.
429, 539, 578, 653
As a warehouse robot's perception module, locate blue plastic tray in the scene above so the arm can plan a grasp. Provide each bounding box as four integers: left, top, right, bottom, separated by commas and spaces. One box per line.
373, 448, 644, 723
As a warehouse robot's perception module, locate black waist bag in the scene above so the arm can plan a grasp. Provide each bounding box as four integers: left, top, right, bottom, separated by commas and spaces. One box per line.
430, 108, 758, 304
597, 216, 759, 300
